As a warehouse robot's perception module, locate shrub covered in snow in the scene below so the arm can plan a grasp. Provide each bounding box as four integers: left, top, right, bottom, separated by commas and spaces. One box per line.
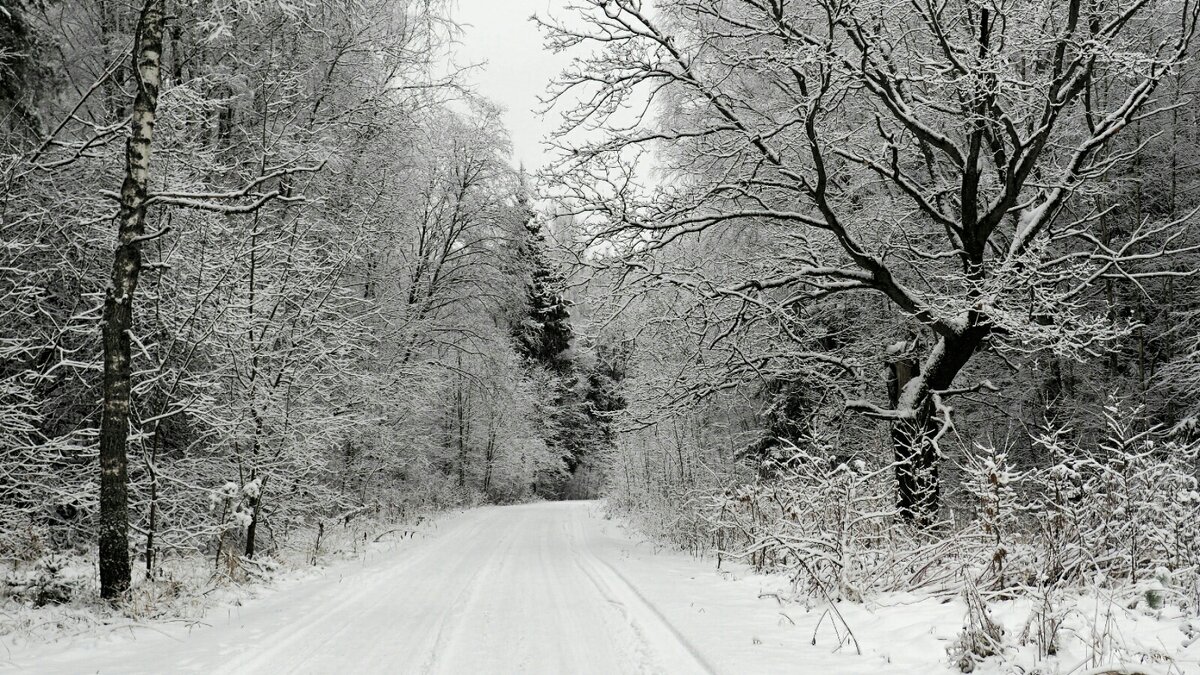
609, 401, 1200, 671
3, 555, 83, 607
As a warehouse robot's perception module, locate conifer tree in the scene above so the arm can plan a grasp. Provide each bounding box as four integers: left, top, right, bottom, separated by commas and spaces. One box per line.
512, 188, 573, 372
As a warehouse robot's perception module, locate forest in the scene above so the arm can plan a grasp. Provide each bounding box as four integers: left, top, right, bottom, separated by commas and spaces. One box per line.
3, 0, 1200, 672
2, 0, 621, 598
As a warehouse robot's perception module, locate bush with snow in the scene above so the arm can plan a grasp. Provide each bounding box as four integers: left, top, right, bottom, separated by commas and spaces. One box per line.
609, 401, 1200, 672
3, 555, 82, 607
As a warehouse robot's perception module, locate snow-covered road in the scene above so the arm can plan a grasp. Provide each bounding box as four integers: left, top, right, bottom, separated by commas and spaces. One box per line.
5, 502, 924, 674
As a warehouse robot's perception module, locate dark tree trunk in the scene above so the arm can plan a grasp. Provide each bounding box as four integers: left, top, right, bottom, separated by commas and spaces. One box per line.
482, 423, 497, 495
245, 474, 267, 559
890, 402, 940, 527
887, 329, 988, 527
456, 351, 468, 488
99, 0, 165, 600
144, 431, 160, 576
886, 347, 936, 525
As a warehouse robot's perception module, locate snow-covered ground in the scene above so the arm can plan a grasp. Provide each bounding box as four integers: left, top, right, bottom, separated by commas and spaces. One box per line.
2, 502, 1196, 674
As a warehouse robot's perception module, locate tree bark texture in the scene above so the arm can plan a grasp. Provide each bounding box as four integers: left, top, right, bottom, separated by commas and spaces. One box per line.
99, 0, 165, 600
887, 328, 989, 526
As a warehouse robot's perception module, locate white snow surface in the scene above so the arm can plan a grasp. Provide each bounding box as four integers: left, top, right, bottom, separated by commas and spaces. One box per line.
2, 502, 1195, 674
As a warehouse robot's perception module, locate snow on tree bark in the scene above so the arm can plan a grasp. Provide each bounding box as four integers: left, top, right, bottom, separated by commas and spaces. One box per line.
99, 0, 165, 600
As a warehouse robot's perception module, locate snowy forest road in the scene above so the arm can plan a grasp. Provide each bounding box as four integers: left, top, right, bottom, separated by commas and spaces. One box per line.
7, 502, 858, 674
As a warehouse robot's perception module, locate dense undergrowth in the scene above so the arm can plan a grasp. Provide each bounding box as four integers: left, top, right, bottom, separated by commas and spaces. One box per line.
608, 404, 1200, 672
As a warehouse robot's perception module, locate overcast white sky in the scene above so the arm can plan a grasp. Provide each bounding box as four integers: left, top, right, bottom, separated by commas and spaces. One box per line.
451, 1, 574, 170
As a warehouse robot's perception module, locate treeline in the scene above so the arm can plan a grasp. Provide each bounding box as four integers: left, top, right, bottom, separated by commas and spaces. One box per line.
0, 0, 617, 601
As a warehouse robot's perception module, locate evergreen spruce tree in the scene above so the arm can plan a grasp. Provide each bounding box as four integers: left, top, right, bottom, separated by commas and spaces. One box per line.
512, 193, 573, 371
506, 177, 628, 498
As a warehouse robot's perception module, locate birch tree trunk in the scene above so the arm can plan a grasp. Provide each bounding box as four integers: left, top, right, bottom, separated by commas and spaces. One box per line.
99, 0, 165, 600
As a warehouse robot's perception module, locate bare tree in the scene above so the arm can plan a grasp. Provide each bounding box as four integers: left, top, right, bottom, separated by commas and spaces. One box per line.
543, 0, 1200, 524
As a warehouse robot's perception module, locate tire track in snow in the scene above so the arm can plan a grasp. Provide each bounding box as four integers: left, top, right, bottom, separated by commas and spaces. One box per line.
418, 510, 520, 674
13, 503, 741, 674
566, 506, 716, 675
224, 511, 493, 675
541, 512, 632, 673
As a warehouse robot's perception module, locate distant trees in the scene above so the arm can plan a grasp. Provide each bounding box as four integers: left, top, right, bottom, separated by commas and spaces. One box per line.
506, 193, 630, 498
544, 0, 1200, 523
